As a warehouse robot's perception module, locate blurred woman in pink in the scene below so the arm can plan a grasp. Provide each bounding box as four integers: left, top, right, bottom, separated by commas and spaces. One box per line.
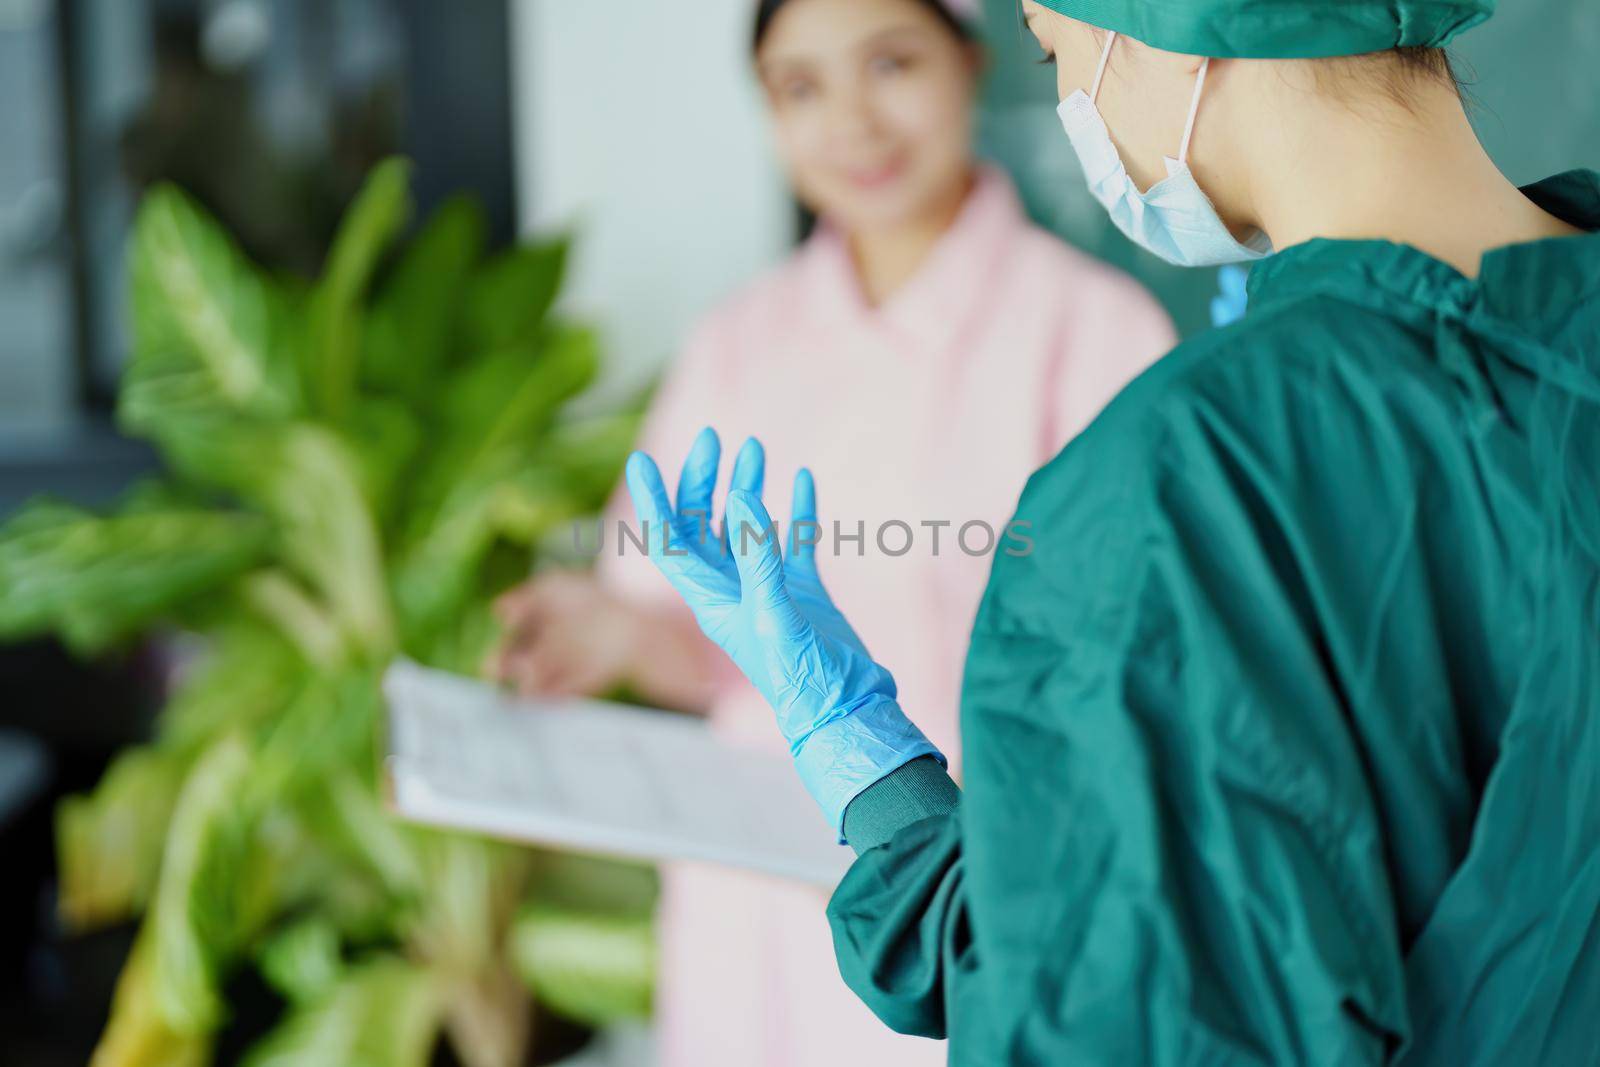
490, 0, 1174, 1062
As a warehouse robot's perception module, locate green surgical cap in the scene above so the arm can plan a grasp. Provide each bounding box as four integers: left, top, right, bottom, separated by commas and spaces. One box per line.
1030, 0, 1493, 58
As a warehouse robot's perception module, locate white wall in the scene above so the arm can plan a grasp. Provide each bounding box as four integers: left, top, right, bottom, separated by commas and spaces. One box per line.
510, 0, 793, 398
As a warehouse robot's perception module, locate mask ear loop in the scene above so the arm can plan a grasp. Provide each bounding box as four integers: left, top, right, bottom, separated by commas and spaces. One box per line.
1089, 30, 1118, 104
1177, 58, 1211, 165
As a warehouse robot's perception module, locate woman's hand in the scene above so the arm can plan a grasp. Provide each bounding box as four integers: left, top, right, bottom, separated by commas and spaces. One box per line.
486, 571, 725, 712
624, 427, 942, 835
487, 572, 645, 698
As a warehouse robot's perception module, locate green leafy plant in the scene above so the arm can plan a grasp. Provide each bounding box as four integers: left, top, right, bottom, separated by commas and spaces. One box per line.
0, 159, 655, 1067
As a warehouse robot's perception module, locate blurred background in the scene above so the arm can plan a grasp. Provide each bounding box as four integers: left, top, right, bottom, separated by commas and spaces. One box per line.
1, 0, 1597, 1065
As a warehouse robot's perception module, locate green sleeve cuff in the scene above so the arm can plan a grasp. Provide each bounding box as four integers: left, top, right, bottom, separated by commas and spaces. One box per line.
841, 756, 961, 855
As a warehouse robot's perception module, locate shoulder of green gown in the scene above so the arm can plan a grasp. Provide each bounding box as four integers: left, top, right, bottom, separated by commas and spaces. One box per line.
1028, 289, 1431, 496
990, 294, 1445, 619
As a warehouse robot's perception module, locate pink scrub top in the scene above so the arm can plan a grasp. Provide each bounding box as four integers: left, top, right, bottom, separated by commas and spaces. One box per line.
597, 167, 1175, 1067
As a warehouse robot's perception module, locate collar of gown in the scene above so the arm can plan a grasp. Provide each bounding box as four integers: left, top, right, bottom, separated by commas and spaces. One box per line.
800, 164, 1027, 352
1245, 169, 1600, 337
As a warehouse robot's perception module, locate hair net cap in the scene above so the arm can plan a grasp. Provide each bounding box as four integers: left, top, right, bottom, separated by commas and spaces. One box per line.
1029, 0, 1493, 58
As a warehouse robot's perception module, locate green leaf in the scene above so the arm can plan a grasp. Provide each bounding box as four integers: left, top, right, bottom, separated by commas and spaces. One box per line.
317, 769, 426, 902
0, 500, 271, 654
508, 904, 654, 1026
463, 239, 568, 354
406, 834, 530, 976
237, 570, 347, 667
157, 617, 304, 751
262, 426, 395, 656
410, 594, 499, 676
529, 851, 659, 914
401, 325, 600, 541
257, 916, 345, 1005
389, 328, 602, 642
539, 410, 647, 508
340, 396, 424, 530
57, 620, 302, 938
436, 326, 600, 466
251, 669, 381, 800
268, 833, 399, 945
239, 787, 401, 945
305, 158, 414, 420
363, 195, 486, 400
510, 854, 656, 1026
148, 735, 257, 1035
91, 930, 213, 1067
115, 478, 219, 514
54, 160, 647, 1067
130, 411, 270, 494
0, 497, 86, 536
56, 748, 188, 930
121, 186, 301, 443
188, 422, 395, 657
242, 958, 442, 1067
391, 464, 579, 648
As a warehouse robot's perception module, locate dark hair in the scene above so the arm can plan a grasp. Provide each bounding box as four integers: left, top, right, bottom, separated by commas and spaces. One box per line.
1314, 46, 1466, 112
752, 0, 972, 55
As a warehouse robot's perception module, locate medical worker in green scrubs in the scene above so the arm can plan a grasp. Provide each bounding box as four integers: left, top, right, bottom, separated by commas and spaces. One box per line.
624, 0, 1600, 1060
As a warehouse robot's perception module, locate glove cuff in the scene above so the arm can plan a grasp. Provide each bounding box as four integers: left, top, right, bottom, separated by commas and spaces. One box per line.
789, 697, 945, 843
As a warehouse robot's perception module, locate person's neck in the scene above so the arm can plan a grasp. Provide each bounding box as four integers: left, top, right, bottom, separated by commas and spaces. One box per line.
848, 170, 975, 307
1245, 83, 1583, 278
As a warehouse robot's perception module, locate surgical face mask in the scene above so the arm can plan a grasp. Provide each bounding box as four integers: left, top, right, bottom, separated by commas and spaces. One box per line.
1057, 31, 1271, 268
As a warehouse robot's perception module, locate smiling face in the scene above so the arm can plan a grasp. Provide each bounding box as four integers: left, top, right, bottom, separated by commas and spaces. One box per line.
756, 0, 978, 234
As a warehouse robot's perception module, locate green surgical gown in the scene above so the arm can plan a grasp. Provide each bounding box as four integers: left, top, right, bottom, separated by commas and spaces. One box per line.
827, 170, 1600, 1065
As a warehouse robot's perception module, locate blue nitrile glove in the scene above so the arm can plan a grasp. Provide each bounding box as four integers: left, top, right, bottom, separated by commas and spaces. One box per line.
1210, 263, 1251, 327
624, 428, 944, 840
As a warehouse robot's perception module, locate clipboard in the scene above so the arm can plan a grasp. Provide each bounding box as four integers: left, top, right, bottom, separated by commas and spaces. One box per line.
382, 659, 855, 886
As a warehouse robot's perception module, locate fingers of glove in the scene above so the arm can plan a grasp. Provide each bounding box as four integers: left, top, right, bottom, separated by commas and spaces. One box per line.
626, 451, 675, 537
630, 454, 742, 620
625, 452, 728, 604
729, 436, 766, 497
787, 467, 821, 572
674, 427, 722, 547
726, 490, 807, 635
720, 437, 766, 553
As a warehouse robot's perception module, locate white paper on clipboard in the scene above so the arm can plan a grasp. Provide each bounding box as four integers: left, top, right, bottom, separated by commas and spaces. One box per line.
381, 659, 855, 886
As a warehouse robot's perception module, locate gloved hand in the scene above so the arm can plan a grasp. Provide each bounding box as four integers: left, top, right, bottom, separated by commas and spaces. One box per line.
1209, 263, 1251, 327
625, 427, 944, 838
